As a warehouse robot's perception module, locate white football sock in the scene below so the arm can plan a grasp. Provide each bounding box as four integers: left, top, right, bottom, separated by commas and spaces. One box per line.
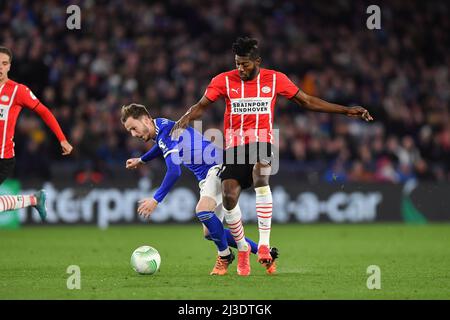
255, 186, 272, 247
0, 195, 36, 212
218, 248, 231, 257
223, 204, 248, 252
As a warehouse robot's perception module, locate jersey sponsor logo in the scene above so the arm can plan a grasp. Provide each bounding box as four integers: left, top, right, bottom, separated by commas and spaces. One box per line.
230, 97, 272, 114
0, 95, 9, 102
231, 88, 240, 94
261, 86, 271, 94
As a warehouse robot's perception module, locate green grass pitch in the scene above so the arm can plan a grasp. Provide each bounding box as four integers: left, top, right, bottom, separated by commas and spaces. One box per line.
0, 224, 449, 299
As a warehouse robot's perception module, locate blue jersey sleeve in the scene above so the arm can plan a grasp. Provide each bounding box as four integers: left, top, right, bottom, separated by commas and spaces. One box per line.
153, 152, 182, 203
140, 144, 163, 163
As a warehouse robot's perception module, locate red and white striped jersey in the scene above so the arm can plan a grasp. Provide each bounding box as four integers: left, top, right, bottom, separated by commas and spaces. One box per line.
0, 79, 41, 159
205, 68, 299, 149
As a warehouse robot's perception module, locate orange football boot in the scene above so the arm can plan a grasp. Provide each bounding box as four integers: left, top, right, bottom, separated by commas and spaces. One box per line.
263, 247, 279, 275
237, 246, 251, 276
257, 244, 272, 264
210, 251, 235, 275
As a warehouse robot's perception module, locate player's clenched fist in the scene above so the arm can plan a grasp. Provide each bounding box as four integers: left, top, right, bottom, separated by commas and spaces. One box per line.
60, 140, 73, 155
126, 158, 143, 169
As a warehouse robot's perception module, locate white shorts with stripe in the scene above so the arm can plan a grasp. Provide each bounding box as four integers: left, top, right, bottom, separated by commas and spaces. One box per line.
198, 164, 223, 207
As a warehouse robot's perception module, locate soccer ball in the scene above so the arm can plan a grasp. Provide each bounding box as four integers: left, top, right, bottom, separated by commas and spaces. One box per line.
130, 245, 161, 275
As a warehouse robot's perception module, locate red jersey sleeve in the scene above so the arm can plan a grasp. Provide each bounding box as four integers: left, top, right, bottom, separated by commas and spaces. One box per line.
17, 84, 66, 142
276, 71, 300, 99
33, 104, 67, 142
16, 84, 40, 110
204, 74, 226, 102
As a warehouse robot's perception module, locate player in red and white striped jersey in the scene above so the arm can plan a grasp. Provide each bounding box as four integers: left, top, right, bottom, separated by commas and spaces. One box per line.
0, 46, 73, 220
171, 37, 373, 276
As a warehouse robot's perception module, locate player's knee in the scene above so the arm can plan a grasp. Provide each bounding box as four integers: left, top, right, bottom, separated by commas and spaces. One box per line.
196, 196, 216, 213
222, 192, 238, 210
253, 165, 270, 187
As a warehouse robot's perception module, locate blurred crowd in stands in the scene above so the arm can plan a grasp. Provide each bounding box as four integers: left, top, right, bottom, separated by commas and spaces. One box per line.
0, 0, 448, 183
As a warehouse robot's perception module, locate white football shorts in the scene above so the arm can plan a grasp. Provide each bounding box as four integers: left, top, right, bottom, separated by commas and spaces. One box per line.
198, 164, 223, 207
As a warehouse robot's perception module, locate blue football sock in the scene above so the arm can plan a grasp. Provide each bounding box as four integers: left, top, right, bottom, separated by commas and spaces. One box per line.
224, 228, 258, 254
197, 211, 228, 252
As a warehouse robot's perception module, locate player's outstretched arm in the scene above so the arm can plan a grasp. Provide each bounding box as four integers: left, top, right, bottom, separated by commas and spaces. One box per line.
126, 144, 163, 169
33, 103, 74, 155
291, 90, 373, 122
138, 153, 182, 218
132, 144, 164, 168
18, 84, 73, 155
170, 95, 212, 139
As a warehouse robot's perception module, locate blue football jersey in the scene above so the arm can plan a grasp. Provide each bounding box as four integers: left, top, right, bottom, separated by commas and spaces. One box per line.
153, 118, 221, 181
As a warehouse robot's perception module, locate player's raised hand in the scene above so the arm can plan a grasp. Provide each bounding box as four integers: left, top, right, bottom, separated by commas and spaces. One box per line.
137, 198, 158, 218
346, 106, 373, 122
60, 140, 73, 155
170, 116, 190, 140
126, 158, 143, 170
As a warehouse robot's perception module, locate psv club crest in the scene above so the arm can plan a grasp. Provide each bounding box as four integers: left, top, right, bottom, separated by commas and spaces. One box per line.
261, 86, 271, 94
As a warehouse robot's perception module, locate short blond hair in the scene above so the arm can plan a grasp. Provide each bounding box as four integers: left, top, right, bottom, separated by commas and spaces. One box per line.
120, 103, 151, 123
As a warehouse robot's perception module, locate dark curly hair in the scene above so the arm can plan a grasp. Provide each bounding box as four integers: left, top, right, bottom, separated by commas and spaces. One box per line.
232, 37, 260, 60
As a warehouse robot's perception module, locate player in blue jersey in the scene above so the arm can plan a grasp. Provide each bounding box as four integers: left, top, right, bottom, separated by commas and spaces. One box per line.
120, 103, 278, 275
